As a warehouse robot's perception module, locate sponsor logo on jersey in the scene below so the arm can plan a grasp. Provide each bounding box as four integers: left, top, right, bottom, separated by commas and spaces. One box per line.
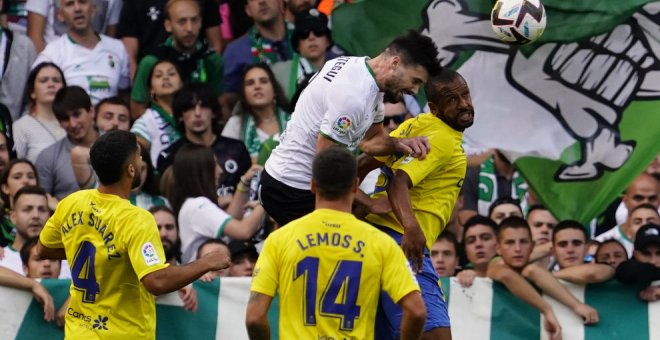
142, 242, 160, 265
93, 315, 109, 330
332, 115, 351, 136
87, 76, 111, 92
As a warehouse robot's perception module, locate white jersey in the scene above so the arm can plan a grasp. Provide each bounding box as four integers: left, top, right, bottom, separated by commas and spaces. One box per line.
595, 224, 633, 258
33, 34, 130, 105
265, 56, 384, 190
178, 197, 232, 264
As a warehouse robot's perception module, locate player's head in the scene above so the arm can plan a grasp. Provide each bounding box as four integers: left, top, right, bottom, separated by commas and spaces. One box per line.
380, 30, 442, 103
425, 69, 474, 131
595, 239, 627, 268
463, 215, 498, 271
90, 130, 141, 188
21, 237, 61, 279
311, 146, 358, 201
551, 220, 587, 269
164, 0, 202, 52
496, 216, 533, 270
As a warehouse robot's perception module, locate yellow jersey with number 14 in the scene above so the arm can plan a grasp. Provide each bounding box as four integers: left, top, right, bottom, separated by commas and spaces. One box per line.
39, 189, 169, 339
251, 209, 419, 340
366, 113, 467, 251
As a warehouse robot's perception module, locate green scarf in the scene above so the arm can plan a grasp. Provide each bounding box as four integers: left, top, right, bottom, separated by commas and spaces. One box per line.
249, 24, 294, 65
241, 108, 289, 156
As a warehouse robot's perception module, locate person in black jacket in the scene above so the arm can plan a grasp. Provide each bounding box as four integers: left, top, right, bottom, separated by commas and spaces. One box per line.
616, 223, 660, 302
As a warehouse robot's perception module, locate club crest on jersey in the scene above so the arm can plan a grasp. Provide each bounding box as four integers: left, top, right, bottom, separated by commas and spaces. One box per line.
142, 242, 160, 265
333, 115, 351, 136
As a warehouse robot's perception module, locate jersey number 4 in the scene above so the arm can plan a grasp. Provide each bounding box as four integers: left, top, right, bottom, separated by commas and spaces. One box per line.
295, 257, 362, 331
71, 241, 100, 303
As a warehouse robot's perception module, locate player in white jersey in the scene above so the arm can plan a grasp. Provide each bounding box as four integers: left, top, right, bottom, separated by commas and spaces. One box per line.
261, 30, 443, 226
32, 0, 130, 105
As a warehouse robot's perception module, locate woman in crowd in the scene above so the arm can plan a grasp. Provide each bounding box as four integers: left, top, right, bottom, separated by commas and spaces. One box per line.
131, 59, 184, 167
222, 64, 290, 162
168, 144, 265, 263
0, 159, 39, 247
456, 215, 499, 287
13, 62, 66, 163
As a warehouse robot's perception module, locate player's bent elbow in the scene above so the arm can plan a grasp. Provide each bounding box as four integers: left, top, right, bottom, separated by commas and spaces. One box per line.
141, 272, 169, 296
399, 291, 427, 323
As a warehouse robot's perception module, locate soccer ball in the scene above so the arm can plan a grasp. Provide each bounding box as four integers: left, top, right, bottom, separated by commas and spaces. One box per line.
491, 0, 547, 45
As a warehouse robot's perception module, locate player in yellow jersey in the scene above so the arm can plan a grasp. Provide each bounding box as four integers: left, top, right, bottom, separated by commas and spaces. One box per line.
362, 69, 474, 340
246, 146, 426, 340
36, 130, 230, 339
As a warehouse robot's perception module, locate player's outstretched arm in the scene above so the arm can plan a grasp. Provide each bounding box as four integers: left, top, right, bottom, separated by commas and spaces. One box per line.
388, 169, 426, 272
245, 291, 273, 340
359, 123, 430, 159
142, 251, 230, 296
487, 259, 562, 340
398, 291, 427, 340
522, 263, 599, 324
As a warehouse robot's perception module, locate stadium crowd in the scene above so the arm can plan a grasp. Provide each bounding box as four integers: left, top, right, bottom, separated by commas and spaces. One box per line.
0, 0, 658, 338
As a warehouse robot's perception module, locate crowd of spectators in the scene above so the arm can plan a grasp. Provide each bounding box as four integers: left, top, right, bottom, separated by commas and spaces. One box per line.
0, 0, 657, 334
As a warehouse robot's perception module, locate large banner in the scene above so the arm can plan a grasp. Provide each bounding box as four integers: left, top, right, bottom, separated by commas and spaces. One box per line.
0, 278, 657, 339
332, 0, 660, 224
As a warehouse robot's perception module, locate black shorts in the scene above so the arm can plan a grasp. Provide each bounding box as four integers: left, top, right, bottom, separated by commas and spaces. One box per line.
259, 170, 315, 226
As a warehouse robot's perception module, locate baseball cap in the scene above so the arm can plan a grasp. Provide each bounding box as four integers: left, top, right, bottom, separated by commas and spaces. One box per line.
634, 223, 660, 250
227, 240, 259, 259
291, 9, 331, 51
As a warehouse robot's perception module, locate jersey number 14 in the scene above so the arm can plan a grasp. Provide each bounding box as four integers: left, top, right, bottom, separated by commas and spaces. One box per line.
295, 257, 362, 331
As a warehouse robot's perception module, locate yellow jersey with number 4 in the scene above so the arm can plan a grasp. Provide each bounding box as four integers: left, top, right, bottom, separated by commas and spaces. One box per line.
39, 189, 168, 339
251, 208, 419, 339
366, 113, 466, 251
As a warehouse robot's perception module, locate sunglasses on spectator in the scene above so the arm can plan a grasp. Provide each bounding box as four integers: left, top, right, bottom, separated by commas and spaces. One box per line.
383, 113, 407, 125
299, 29, 328, 39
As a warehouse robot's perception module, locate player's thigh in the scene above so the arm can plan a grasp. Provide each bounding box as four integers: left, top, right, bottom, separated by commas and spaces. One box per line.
417, 257, 451, 330
421, 327, 452, 340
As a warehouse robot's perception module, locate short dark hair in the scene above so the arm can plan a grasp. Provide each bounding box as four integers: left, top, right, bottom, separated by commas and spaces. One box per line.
488, 196, 522, 218
90, 130, 139, 185
462, 215, 498, 241
95, 96, 129, 115
20, 237, 40, 266
552, 220, 587, 243
312, 146, 357, 200
196, 238, 229, 260
172, 83, 221, 133
436, 232, 458, 253
13, 185, 47, 207
385, 30, 442, 77
526, 204, 549, 217
497, 216, 531, 239
0, 159, 39, 206
52, 86, 92, 121
629, 203, 660, 217
24, 62, 66, 108
425, 68, 465, 104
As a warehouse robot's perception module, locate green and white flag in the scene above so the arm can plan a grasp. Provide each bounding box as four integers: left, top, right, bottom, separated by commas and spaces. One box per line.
332, 0, 660, 224
1, 278, 657, 339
